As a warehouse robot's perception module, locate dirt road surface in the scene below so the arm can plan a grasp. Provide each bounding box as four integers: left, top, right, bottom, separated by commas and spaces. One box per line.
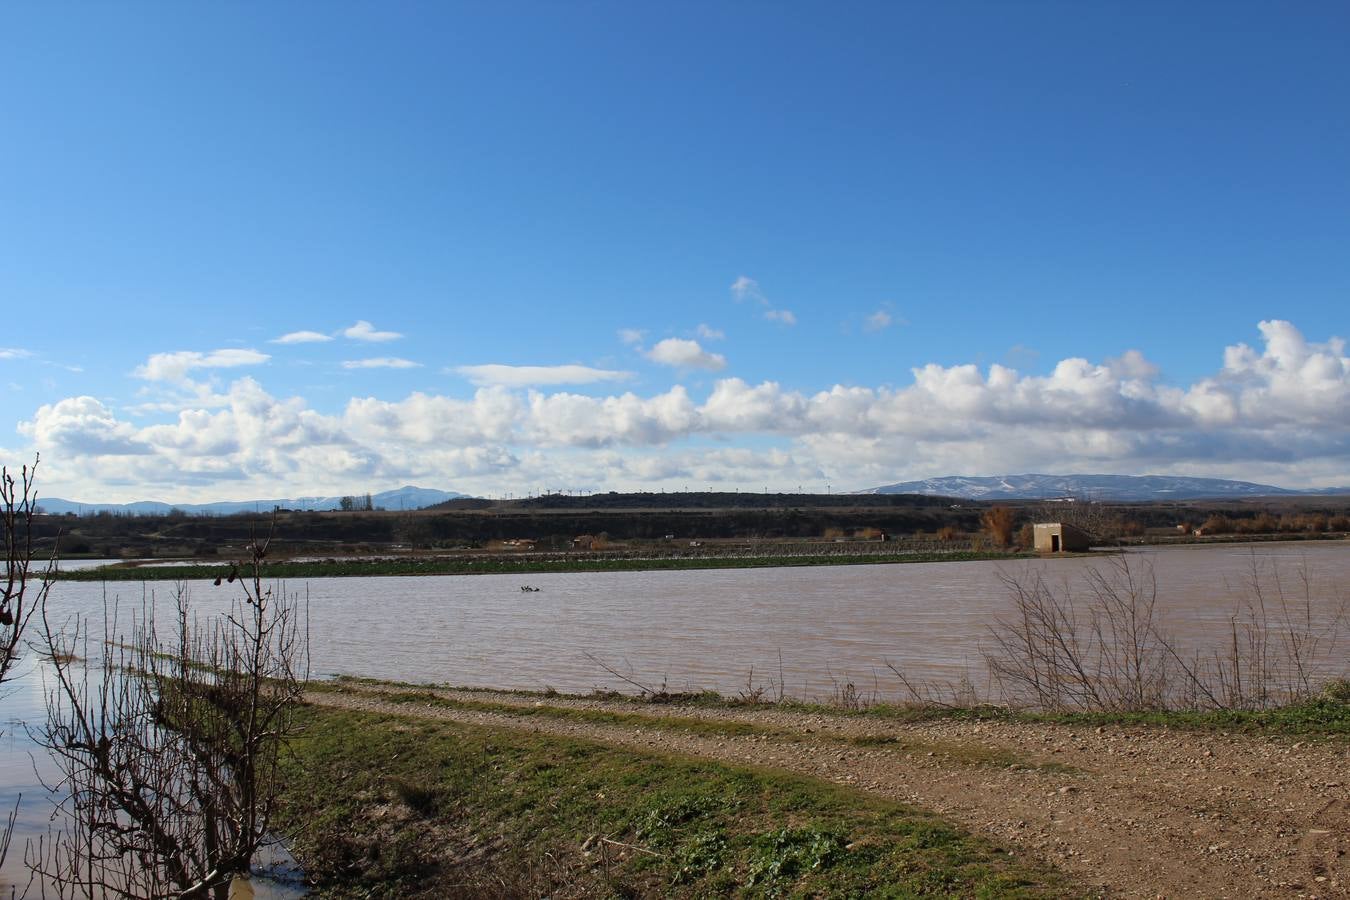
305, 683, 1348, 898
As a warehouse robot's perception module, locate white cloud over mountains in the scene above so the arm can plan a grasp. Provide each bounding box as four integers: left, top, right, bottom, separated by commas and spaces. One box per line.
17, 321, 1350, 499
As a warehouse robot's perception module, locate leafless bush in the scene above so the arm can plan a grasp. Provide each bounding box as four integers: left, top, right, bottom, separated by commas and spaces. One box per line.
2, 455, 51, 692
824, 667, 881, 711
583, 652, 684, 702
733, 652, 789, 705
2, 455, 54, 872
884, 661, 981, 709
1162, 553, 1348, 710
986, 554, 1348, 712
736, 666, 768, 704
31, 528, 308, 899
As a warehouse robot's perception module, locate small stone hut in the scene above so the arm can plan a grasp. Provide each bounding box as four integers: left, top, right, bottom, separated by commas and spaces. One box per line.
1032, 522, 1093, 553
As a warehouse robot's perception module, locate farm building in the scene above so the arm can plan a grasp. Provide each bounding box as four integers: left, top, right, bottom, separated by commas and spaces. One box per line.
1032, 522, 1093, 553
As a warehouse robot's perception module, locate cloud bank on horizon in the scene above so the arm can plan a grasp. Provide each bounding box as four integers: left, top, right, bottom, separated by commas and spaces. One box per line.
10, 319, 1350, 501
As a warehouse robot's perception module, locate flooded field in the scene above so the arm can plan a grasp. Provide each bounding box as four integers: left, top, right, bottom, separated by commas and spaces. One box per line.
30, 540, 1350, 697
4, 541, 1348, 892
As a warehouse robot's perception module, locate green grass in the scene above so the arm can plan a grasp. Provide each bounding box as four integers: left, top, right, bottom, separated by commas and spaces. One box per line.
314, 673, 1350, 739
275, 703, 1069, 898
1018, 696, 1350, 736
334, 686, 1070, 772
55, 549, 1032, 581
856, 697, 1350, 737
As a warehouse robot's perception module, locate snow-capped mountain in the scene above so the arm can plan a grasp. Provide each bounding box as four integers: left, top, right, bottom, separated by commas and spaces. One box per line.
861, 474, 1347, 501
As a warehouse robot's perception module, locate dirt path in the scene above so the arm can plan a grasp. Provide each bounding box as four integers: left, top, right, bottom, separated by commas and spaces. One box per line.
304, 683, 1349, 898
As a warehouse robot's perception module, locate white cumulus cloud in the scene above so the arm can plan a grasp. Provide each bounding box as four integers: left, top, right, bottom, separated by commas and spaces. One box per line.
646, 338, 727, 371
271, 330, 333, 344
133, 349, 270, 384
343, 320, 403, 342
764, 309, 797, 326
16, 319, 1350, 500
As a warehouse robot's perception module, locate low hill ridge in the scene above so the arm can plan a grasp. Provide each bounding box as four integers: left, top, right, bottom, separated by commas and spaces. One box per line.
862, 473, 1350, 501
39, 485, 466, 516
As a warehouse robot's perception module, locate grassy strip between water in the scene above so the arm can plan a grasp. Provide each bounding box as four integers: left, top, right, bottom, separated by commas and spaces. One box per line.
55, 550, 1033, 581
319, 675, 1350, 739
322, 685, 1069, 773
840, 700, 1341, 737
275, 703, 1069, 898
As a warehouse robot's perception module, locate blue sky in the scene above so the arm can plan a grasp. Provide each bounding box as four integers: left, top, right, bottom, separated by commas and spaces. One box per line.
2, 2, 1348, 500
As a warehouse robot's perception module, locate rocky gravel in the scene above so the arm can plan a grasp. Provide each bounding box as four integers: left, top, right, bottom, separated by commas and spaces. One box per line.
306, 682, 1349, 898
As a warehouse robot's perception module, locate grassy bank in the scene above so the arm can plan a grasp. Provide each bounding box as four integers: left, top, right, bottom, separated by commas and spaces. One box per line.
275, 703, 1068, 898
322, 675, 1350, 738
311, 683, 1076, 773
55, 549, 1035, 581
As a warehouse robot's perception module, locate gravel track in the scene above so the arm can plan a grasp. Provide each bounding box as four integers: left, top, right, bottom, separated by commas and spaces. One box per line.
305, 682, 1348, 898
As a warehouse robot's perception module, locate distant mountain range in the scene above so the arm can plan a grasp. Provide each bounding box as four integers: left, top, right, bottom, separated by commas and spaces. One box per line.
39, 485, 467, 516
862, 474, 1350, 501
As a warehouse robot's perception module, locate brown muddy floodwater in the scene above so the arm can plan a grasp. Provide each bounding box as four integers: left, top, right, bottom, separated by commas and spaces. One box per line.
39, 540, 1350, 698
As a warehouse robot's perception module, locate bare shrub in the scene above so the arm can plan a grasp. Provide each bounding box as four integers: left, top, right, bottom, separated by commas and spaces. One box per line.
2, 456, 53, 869
884, 661, 980, 709
2, 456, 51, 691
986, 554, 1348, 712
1168, 553, 1348, 709
985, 557, 1168, 711
32, 529, 307, 899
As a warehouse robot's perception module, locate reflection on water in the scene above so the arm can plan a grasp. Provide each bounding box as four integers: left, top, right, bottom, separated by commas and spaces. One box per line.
3, 541, 1347, 891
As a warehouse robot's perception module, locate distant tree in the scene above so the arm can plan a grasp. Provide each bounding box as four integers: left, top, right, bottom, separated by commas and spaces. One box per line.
339, 495, 356, 512
1035, 497, 1119, 540
1198, 514, 1233, 535
980, 505, 1016, 548
363, 492, 374, 511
